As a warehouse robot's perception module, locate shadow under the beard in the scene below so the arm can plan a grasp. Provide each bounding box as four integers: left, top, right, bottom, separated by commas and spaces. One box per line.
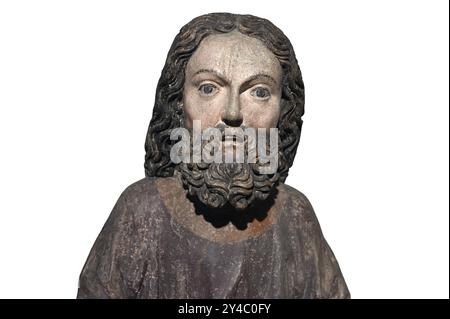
186, 187, 279, 230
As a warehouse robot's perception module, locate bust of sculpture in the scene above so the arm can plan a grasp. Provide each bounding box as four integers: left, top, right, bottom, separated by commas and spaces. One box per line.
77, 12, 350, 299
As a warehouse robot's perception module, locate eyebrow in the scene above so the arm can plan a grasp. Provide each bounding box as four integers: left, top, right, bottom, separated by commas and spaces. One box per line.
193, 69, 229, 84
242, 73, 278, 86
192, 69, 278, 88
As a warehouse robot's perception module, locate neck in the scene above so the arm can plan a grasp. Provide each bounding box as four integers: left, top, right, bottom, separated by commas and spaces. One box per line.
154, 175, 283, 243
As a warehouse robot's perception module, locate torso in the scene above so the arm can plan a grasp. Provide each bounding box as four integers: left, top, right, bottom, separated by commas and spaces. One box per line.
77, 177, 350, 299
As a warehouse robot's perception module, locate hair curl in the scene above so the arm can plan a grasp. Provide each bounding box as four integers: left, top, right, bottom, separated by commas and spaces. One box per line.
144, 13, 305, 182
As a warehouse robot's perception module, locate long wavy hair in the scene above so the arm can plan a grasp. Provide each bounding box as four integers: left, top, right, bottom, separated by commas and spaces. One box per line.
144, 13, 305, 182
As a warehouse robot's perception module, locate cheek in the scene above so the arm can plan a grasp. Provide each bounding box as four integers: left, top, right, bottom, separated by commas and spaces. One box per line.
182, 89, 223, 129
241, 96, 281, 128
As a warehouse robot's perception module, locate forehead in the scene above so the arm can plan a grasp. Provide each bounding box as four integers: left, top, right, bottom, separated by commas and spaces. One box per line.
186, 31, 282, 82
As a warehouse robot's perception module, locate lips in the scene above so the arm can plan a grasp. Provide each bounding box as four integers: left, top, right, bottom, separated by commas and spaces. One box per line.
221, 130, 245, 143
223, 134, 245, 143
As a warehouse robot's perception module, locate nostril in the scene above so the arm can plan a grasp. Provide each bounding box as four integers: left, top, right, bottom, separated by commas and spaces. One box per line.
223, 117, 243, 127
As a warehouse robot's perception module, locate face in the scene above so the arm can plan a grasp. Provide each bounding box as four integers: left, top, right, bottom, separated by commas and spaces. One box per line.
177, 31, 284, 211
183, 31, 282, 131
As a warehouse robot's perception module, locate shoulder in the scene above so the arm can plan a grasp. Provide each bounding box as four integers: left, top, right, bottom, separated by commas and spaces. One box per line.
277, 183, 319, 225
278, 183, 311, 206
78, 177, 164, 298
276, 183, 324, 242
276, 183, 350, 298
95, 177, 170, 236
119, 177, 158, 203
115, 177, 163, 215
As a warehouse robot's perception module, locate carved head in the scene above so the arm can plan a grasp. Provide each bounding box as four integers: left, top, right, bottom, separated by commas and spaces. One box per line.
145, 13, 305, 210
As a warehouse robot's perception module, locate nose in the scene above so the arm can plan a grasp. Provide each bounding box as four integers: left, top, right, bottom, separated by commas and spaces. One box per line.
221, 90, 243, 127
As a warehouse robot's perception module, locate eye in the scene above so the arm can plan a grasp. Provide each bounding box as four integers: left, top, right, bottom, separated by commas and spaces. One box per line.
250, 86, 271, 99
198, 83, 218, 96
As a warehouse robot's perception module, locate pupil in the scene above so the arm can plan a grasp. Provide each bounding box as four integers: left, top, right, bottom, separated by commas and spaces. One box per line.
203, 85, 213, 94
257, 88, 266, 97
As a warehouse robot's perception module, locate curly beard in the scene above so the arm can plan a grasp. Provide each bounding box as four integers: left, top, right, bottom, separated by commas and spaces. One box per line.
176, 158, 282, 210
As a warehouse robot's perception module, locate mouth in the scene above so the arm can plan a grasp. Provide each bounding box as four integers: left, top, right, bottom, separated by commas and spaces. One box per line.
223, 134, 244, 143
220, 127, 245, 141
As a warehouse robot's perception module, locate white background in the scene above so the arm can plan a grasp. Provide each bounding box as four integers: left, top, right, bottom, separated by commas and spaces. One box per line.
0, 0, 448, 299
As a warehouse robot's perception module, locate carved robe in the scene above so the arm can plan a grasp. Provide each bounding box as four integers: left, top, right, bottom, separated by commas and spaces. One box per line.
77, 177, 349, 299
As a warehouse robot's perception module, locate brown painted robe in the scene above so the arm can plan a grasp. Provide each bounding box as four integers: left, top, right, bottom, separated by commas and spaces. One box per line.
77, 177, 350, 298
